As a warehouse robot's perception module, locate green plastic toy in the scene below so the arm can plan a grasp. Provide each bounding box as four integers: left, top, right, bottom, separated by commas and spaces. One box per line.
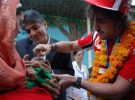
26, 67, 53, 89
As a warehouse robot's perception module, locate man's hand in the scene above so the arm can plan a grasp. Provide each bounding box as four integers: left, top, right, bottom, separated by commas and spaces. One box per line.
23, 54, 33, 68
51, 74, 77, 90
33, 44, 52, 56
41, 79, 60, 99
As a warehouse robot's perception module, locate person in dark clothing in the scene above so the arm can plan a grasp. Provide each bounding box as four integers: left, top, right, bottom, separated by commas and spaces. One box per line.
15, 10, 74, 100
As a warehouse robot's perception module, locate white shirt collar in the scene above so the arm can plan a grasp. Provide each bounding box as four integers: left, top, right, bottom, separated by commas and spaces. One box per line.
47, 36, 50, 44
73, 61, 84, 73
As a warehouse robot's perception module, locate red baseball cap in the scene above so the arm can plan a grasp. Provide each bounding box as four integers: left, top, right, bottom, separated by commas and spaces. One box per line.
84, 0, 132, 14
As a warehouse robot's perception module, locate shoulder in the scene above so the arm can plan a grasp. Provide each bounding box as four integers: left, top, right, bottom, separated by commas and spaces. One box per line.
72, 61, 76, 65
16, 38, 31, 44
15, 38, 34, 48
72, 61, 78, 68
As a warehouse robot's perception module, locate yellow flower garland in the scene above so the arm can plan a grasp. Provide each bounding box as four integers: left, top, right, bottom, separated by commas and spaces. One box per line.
88, 22, 135, 98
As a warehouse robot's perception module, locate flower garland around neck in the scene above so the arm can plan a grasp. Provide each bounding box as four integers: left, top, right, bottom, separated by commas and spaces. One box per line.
90, 22, 135, 84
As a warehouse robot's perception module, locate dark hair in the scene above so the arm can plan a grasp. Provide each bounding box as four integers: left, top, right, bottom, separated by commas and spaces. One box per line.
16, 7, 24, 16
73, 50, 84, 56
22, 10, 44, 29
88, 5, 129, 30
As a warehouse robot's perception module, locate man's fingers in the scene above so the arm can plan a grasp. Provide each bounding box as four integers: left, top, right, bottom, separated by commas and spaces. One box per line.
37, 51, 46, 57
24, 60, 31, 64
25, 63, 32, 66
51, 74, 61, 80
24, 61, 32, 67
42, 63, 52, 72
41, 83, 60, 96
33, 44, 46, 56
24, 60, 31, 63
41, 83, 54, 91
23, 54, 29, 61
45, 59, 51, 67
46, 79, 60, 89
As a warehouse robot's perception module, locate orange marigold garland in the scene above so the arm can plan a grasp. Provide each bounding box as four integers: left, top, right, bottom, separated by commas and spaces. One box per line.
88, 22, 135, 98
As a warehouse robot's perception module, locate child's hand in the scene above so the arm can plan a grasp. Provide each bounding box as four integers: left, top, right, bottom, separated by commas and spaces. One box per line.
26, 67, 36, 80
23, 54, 33, 68
31, 57, 52, 72
41, 79, 60, 99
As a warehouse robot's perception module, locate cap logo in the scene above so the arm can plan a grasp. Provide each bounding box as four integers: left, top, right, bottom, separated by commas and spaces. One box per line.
112, 0, 122, 10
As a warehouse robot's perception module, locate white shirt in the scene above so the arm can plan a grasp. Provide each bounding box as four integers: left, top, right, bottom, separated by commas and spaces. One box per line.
67, 61, 89, 100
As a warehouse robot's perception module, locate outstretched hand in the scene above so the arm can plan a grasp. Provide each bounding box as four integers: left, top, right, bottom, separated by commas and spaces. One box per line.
41, 79, 60, 99
51, 74, 77, 90
33, 44, 52, 56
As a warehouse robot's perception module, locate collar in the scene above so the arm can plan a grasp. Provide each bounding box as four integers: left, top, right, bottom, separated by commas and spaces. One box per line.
73, 61, 84, 73
47, 36, 50, 44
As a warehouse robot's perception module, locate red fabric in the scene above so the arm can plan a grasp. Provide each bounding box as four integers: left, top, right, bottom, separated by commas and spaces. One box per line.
109, 40, 135, 100
119, 42, 135, 84
0, 0, 17, 66
78, 32, 101, 50
84, 0, 131, 14
0, 52, 26, 90
78, 33, 93, 47
0, 0, 26, 90
107, 40, 135, 100
119, 54, 135, 83
0, 1, 52, 100
0, 87, 52, 100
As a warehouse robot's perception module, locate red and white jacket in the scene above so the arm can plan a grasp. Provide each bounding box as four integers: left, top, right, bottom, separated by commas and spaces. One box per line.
78, 31, 101, 50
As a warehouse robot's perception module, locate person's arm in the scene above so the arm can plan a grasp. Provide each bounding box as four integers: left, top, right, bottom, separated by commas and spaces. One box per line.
33, 41, 81, 56
52, 74, 133, 100
54, 41, 81, 53
33, 33, 95, 56
81, 75, 132, 99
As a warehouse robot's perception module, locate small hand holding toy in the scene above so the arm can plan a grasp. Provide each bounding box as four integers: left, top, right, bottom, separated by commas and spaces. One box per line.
26, 55, 53, 89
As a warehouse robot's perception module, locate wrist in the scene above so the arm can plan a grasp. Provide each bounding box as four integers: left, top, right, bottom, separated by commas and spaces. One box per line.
72, 76, 77, 84
50, 43, 57, 52
72, 77, 82, 89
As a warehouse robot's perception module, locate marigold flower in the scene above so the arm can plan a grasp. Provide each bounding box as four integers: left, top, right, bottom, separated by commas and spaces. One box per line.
89, 22, 135, 85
